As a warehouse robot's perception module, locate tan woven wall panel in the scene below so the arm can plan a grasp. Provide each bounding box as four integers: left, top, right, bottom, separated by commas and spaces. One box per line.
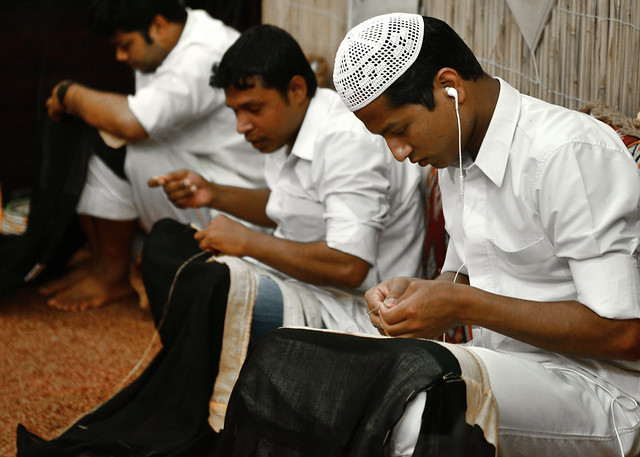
263, 0, 348, 75
264, 0, 639, 117
422, 0, 639, 117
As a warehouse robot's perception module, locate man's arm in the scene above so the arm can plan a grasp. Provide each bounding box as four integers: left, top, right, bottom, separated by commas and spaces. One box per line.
151, 168, 371, 288
46, 80, 148, 141
195, 215, 370, 289
148, 170, 274, 227
366, 276, 640, 361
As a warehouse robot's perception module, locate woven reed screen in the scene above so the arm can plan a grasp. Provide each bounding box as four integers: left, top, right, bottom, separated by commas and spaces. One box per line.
423, 0, 639, 117
262, 0, 348, 70
263, 0, 639, 117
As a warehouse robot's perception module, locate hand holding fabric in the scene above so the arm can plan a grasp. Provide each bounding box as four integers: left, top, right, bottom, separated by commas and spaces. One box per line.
194, 214, 252, 257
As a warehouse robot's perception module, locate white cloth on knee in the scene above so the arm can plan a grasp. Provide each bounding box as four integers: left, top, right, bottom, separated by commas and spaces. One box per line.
76, 154, 137, 220
75, 143, 220, 230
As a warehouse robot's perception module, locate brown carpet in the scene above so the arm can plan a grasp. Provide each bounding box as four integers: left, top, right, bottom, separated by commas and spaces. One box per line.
0, 283, 160, 457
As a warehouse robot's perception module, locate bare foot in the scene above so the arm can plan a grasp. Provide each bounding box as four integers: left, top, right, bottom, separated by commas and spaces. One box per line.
37, 264, 92, 296
46, 274, 135, 311
66, 245, 91, 268
37, 247, 92, 296
129, 257, 149, 311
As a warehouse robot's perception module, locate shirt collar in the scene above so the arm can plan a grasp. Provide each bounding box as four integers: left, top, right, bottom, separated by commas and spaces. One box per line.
289, 91, 323, 161
472, 77, 521, 187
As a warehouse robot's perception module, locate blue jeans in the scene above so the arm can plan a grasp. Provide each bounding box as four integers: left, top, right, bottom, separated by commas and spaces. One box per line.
250, 276, 284, 346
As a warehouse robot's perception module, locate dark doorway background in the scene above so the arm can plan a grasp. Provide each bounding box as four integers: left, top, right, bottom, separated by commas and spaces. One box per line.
0, 0, 261, 200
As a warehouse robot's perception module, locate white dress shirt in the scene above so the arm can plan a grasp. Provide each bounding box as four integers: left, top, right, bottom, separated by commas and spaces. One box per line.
440, 78, 640, 396
256, 88, 425, 332
128, 9, 265, 190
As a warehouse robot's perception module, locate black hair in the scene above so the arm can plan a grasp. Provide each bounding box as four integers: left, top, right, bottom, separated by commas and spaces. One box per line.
89, 0, 187, 40
210, 24, 318, 100
384, 16, 485, 110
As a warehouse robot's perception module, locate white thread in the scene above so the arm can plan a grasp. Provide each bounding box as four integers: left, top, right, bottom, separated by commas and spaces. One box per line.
444, 263, 468, 342
195, 208, 207, 229
555, 7, 640, 31
112, 250, 210, 391
61, 249, 211, 433
554, 366, 639, 457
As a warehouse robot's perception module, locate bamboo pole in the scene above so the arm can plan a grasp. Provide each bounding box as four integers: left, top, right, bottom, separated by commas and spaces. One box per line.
619, 0, 633, 114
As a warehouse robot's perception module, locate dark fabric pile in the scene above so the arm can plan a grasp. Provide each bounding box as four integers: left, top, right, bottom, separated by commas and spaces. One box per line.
17, 220, 229, 457
16, 219, 496, 457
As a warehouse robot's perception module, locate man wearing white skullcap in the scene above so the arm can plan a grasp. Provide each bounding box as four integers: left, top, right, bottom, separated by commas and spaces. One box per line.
331, 12, 640, 457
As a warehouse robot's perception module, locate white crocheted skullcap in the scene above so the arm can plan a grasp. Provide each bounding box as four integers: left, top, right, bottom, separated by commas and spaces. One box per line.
333, 12, 424, 112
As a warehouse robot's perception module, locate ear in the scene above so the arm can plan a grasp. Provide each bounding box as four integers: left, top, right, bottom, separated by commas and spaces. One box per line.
287, 75, 308, 105
148, 14, 170, 42
435, 67, 466, 105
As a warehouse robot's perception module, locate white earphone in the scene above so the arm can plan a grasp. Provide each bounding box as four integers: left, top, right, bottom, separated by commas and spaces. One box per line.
444, 87, 463, 197
444, 86, 458, 109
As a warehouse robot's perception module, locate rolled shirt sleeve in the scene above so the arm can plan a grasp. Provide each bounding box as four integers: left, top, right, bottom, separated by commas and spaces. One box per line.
315, 130, 390, 265
128, 46, 224, 137
537, 140, 640, 318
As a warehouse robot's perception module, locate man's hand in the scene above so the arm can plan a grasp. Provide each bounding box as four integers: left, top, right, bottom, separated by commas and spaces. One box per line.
365, 277, 459, 338
46, 80, 70, 122
194, 214, 252, 257
148, 170, 215, 209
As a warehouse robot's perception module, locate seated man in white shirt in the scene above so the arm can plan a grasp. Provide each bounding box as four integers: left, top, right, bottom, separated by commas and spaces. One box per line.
15, 23, 425, 457
330, 13, 640, 457
40, 0, 265, 311
146, 22, 424, 334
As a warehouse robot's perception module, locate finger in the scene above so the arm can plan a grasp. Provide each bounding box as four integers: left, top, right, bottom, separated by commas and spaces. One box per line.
199, 240, 219, 256
369, 313, 386, 335
151, 170, 189, 187
365, 284, 390, 311
148, 176, 166, 187
165, 187, 195, 203
377, 315, 391, 337
386, 278, 413, 303
371, 323, 386, 335
168, 196, 191, 209
378, 300, 412, 327
182, 178, 198, 194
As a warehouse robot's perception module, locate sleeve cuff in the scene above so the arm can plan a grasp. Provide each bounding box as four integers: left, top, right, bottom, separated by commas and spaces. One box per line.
570, 252, 640, 319
326, 223, 379, 265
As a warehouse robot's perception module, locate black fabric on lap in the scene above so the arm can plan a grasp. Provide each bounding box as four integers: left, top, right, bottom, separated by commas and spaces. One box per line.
216, 327, 495, 457
17, 219, 230, 457
141, 218, 216, 345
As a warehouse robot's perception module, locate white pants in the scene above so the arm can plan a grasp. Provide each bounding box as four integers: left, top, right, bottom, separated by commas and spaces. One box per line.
391, 344, 640, 457
77, 141, 217, 232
